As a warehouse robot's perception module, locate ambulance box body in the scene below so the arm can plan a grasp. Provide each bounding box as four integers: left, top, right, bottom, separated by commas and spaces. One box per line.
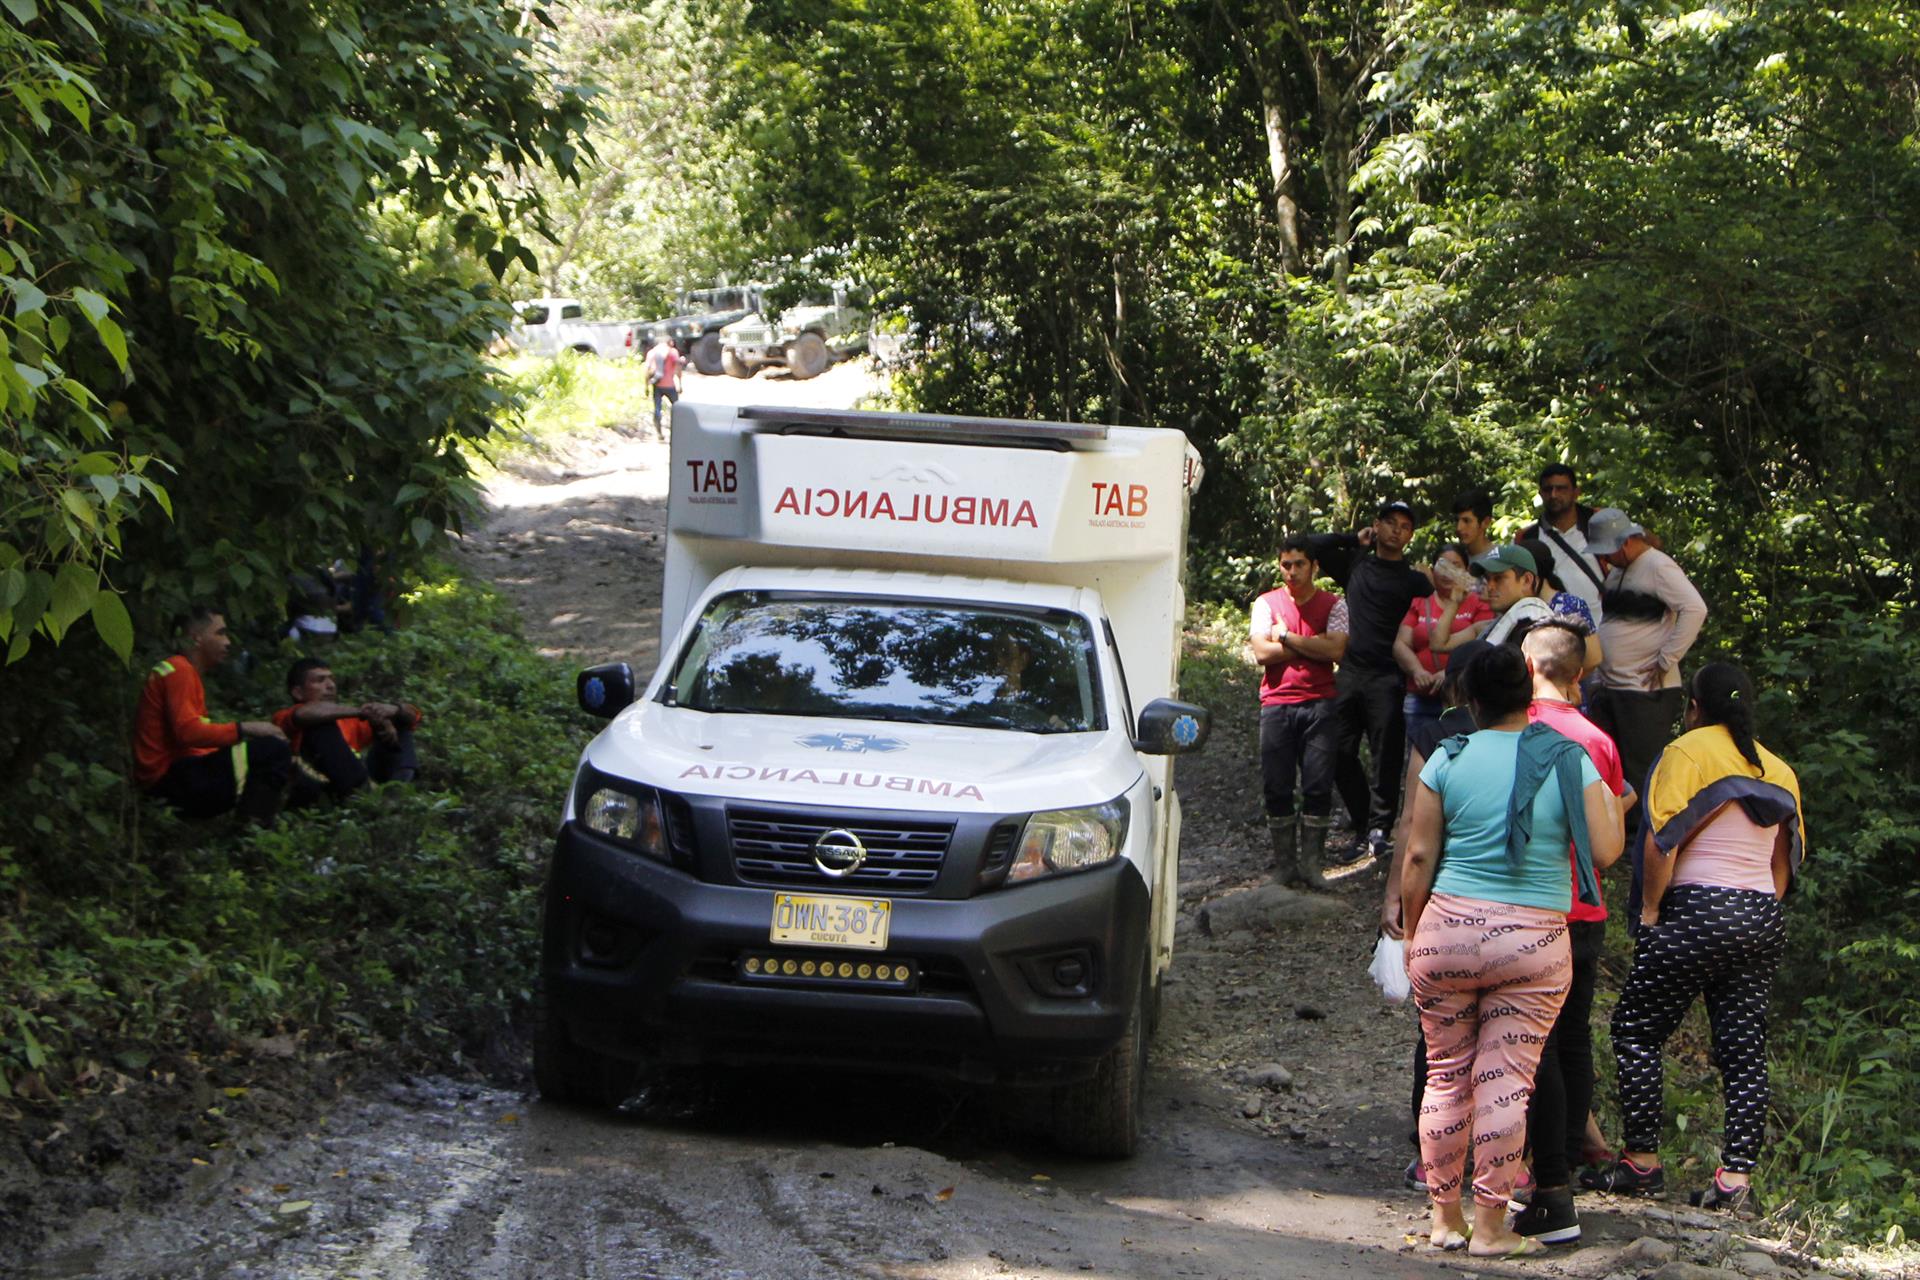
536, 403, 1209, 1157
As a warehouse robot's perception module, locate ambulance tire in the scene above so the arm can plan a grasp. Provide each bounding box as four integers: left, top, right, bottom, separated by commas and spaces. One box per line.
532, 980, 641, 1110
1051, 954, 1149, 1158
722, 349, 754, 379
788, 332, 829, 380
691, 331, 724, 375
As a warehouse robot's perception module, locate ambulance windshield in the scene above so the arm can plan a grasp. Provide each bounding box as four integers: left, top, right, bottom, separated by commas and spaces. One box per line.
664, 593, 1104, 734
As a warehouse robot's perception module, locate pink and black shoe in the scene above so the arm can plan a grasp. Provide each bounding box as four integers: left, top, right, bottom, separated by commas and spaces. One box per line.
1690, 1168, 1755, 1215
1578, 1156, 1665, 1195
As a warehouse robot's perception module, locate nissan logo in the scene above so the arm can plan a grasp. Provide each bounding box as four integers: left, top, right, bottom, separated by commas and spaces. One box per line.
812, 828, 867, 878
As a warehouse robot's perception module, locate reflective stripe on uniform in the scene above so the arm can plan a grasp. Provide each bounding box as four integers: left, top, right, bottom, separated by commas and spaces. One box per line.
231, 740, 248, 790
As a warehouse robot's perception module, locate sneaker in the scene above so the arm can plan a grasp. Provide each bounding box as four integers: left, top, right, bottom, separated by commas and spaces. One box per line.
1579, 1156, 1665, 1195
1367, 828, 1391, 860
1690, 1169, 1755, 1215
1514, 1187, 1581, 1245
1404, 1158, 1428, 1192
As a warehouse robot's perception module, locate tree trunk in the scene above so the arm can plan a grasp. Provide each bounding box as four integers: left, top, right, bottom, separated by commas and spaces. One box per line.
1321, 105, 1355, 297
1263, 100, 1309, 277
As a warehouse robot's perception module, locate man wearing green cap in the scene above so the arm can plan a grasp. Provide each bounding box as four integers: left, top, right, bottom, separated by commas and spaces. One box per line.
1429, 544, 1555, 656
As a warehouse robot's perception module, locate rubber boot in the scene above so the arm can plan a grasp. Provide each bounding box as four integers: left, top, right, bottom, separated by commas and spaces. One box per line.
1267, 816, 1301, 887
1297, 815, 1334, 890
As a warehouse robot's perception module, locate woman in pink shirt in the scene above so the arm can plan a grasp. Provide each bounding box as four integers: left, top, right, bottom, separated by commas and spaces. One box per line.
1394, 545, 1493, 747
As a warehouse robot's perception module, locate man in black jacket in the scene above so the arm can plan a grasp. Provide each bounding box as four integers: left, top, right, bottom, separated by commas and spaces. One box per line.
1311, 500, 1434, 861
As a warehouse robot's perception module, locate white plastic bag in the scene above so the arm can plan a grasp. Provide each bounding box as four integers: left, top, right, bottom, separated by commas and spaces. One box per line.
1368, 934, 1411, 1004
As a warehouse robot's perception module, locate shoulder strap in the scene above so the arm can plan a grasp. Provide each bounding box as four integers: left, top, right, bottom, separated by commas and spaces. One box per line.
1540, 523, 1605, 594
1439, 733, 1471, 760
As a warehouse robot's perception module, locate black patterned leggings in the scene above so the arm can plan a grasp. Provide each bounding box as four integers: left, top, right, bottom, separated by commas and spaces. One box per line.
1610, 882, 1785, 1173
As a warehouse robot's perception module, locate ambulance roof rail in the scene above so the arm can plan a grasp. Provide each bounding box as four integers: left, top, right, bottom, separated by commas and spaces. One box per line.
736, 405, 1109, 446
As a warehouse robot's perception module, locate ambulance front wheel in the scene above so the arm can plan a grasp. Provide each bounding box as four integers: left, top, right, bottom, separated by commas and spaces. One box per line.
1050, 953, 1149, 1158
532, 977, 641, 1110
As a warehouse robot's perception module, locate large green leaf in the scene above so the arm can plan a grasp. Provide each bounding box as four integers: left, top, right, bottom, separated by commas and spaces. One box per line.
90, 588, 133, 663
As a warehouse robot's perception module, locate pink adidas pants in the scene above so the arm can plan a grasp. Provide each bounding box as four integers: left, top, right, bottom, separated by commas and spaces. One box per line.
1410, 892, 1571, 1207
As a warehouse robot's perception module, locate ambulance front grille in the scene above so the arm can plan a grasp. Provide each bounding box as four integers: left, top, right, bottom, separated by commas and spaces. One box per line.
727, 809, 953, 894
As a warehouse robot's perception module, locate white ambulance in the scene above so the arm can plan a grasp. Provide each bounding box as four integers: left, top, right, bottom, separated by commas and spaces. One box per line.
535, 403, 1210, 1156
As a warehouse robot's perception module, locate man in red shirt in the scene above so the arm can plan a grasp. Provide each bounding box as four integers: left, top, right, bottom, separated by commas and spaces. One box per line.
1514, 621, 1635, 1245
646, 333, 685, 433
1249, 536, 1351, 889
133, 607, 291, 820
273, 658, 422, 799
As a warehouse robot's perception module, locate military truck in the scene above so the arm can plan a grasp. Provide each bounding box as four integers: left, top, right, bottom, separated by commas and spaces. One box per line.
719, 287, 868, 381
642, 285, 765, 376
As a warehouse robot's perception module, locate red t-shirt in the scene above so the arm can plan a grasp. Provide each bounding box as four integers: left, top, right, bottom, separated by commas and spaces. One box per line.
133, 655, 240, 788
1529, 698, 1626, 922
1401, 593, 1494, 692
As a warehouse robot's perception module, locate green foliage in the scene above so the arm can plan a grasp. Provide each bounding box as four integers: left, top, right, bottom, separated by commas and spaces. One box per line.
504, 0, 756, 316
0, 568, 589, 1098
475, 352, 656, 469
0, 1, 593, 663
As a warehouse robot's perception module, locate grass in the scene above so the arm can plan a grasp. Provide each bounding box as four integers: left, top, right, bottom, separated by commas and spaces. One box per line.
473, 351, 655, 471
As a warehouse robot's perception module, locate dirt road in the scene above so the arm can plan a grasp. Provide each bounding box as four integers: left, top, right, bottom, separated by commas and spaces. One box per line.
15, 359, 1813, 1279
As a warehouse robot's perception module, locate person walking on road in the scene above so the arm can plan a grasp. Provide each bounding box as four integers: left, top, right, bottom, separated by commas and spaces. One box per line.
1250, 537, 1350, 889
646, 333, 685, 434
1587, 662, 1804, 1215
1313, 501, 1434, 862
1585, 508, 1708, 808
1400, 645, 1623, 1258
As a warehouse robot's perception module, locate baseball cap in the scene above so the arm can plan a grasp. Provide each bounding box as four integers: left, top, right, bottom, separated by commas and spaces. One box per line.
1377, 499, 1415, 522
1470, 544, 1538, 577
1583, 507, 1645, 556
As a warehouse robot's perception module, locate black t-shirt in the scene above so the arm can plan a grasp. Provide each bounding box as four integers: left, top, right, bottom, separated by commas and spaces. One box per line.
1341, 552, 1433, 674
1409, 705, 1477, 762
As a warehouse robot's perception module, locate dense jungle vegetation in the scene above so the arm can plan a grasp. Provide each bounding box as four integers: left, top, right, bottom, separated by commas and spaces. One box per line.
1, 0, 1915, 1250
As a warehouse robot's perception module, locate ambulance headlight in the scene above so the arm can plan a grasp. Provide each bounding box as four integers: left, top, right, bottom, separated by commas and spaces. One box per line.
580, 784, 668, 861
1006, 798, 1129, 884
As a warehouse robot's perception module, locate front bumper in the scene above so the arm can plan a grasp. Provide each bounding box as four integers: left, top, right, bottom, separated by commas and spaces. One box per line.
541, 823, 1151, 1083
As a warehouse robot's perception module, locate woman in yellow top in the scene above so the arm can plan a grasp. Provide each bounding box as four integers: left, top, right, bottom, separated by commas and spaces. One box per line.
1585, 662, 1804, 1214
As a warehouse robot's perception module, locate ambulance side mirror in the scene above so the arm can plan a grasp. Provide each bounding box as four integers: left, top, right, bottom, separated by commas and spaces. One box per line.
1134, 699, 1210, 755
577, 663, 636, 719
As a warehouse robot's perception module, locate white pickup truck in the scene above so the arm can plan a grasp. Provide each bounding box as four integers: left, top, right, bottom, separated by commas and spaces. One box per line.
510, 297, 641, 359
536, 403, 1209, 1156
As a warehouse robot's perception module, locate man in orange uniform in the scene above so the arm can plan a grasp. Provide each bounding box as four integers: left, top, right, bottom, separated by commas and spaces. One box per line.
133, 607, 291, 819
273, 657, 422, 799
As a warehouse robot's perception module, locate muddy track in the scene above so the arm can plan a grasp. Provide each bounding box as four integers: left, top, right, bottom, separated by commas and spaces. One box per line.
14, 367, 1826, 1279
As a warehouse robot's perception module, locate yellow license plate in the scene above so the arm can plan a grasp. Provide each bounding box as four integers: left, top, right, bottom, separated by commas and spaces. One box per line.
769, 893, 891, 950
